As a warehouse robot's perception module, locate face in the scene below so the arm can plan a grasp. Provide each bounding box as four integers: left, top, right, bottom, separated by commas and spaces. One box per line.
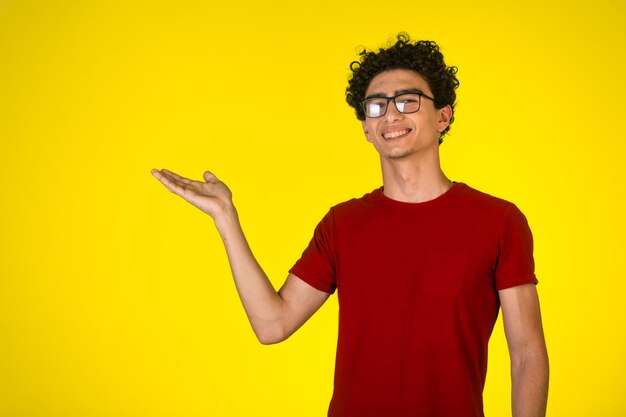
361, 69, 452, 161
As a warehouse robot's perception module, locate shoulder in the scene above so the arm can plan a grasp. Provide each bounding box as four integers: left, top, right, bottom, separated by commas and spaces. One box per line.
313, 188, 385, 231
452, 183, 531, 232
454, 183, 517, 210
329, 187, 384, 214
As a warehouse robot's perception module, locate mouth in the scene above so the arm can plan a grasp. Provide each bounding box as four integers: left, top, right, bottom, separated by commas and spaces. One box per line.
382, 128, 411, 140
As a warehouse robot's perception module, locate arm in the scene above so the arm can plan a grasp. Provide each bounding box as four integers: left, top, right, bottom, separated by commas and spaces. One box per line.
499, 283, 549, 417
151, 168, 330, 344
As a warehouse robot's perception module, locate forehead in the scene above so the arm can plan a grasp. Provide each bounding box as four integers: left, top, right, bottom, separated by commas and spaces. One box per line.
365, 69, 431, 96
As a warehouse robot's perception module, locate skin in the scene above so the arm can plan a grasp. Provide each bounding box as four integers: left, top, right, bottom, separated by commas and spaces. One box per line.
150, 169, 329, 345
361, 69, 452, 202
500, 284, 550, 417
152, 68, 548, 416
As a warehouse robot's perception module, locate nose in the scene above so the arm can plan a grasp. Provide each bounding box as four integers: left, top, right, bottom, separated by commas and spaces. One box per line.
384, 100, 404, 122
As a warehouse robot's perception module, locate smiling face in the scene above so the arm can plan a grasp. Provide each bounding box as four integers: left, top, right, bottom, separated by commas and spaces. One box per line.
361, 69, 452, 161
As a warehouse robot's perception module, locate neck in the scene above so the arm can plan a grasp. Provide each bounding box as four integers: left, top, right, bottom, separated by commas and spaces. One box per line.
380, 154, 452, 203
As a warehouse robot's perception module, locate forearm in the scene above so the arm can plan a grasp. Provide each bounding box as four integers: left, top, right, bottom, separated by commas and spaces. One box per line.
151, 169, 322, 343
214, 207, 287, 344
511, 349, 549, 417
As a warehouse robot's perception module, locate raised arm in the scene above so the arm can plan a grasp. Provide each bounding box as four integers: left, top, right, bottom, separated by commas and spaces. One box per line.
499, 283, 549, 417
151, 169, 330, 344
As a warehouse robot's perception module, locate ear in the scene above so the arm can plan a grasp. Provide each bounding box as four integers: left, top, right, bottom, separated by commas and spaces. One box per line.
437, 105, 452, 134
362, 120, 373, 143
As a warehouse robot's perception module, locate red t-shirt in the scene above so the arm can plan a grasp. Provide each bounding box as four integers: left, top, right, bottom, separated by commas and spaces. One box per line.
290, 183, 537, 417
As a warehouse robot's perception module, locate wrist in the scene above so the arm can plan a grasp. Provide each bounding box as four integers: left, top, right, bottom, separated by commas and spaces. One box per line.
213, 204, 240, 235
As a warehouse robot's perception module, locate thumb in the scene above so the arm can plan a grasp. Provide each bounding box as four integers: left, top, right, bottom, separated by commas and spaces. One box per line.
203, 171, 217, 182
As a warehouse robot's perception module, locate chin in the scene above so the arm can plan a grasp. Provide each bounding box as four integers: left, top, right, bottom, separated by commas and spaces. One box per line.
385, 150, 414, 160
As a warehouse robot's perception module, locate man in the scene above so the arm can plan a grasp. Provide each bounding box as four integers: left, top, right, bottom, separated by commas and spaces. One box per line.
151, 34, 549, 417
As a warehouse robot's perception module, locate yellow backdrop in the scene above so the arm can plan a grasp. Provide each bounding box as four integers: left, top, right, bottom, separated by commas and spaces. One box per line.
1, 0, 625, 416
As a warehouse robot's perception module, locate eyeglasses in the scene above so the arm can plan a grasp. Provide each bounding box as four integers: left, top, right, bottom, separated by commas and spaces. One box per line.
362, 92, 435, 118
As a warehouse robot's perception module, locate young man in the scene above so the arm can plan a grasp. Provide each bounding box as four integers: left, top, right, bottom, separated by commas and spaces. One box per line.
152, 34, 549, 417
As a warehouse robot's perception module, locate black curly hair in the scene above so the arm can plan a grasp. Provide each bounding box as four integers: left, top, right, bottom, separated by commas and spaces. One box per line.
346, 33, 459, 143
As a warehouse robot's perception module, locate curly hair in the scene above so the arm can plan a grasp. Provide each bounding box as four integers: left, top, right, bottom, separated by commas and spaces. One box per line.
346, 33, 459, 142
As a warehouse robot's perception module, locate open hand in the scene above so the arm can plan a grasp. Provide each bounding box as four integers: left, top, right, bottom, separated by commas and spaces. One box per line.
151, 169, 234, 220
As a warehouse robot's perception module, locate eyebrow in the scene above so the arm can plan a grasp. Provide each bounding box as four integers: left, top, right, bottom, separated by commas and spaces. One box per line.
364, 88, 425, 100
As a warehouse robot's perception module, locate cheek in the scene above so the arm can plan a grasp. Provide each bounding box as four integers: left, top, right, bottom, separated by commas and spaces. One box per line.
362, 121, 374, 141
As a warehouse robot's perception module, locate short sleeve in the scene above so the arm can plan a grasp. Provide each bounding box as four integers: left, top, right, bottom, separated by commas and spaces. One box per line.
289, 209, 338, 294
494, 204, 538, 290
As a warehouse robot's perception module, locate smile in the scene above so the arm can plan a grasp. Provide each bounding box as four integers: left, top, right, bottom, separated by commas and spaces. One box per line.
383, 129, 411, 139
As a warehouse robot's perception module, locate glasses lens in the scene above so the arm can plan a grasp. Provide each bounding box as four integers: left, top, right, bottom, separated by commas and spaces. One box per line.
395, 94, 420, 114
364, 94, 422, 118
364, 99, 388, 118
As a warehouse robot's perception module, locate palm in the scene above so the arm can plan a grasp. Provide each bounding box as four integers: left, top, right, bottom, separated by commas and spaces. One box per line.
151, 169, 232, 218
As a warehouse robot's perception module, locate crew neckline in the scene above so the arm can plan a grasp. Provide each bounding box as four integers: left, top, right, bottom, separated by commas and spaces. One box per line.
375, 182, 465, 209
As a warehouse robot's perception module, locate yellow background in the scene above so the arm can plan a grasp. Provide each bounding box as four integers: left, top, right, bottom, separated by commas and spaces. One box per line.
1, 0, 625, 416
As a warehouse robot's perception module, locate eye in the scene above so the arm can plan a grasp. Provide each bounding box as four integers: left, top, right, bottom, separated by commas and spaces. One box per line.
369, 99, 388, 108
365, 99, 387, 117
397, 94, 419, 104
396, 94, 421, 112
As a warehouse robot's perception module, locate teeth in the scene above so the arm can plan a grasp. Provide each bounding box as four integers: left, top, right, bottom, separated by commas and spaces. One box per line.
383, 129, 409, 139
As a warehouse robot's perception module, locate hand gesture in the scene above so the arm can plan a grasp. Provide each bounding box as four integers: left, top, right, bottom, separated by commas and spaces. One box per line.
151, 169, 234, 220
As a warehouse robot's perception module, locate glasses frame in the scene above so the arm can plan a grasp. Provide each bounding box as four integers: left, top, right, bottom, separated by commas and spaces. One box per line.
362, 91, 435, 118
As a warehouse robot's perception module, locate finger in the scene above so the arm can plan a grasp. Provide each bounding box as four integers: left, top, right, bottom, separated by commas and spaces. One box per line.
160, 168, 180, 178
203, 171, 218, 183
154, 173, 185, 195
152, 169, 175, 186
161, 169, 194, 185
161, 169, 198, 187
154, 169, 196, 196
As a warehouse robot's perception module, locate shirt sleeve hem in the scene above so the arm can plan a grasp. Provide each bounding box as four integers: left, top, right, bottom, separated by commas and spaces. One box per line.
289, 267, 336, 294
495, 273, 538, 291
